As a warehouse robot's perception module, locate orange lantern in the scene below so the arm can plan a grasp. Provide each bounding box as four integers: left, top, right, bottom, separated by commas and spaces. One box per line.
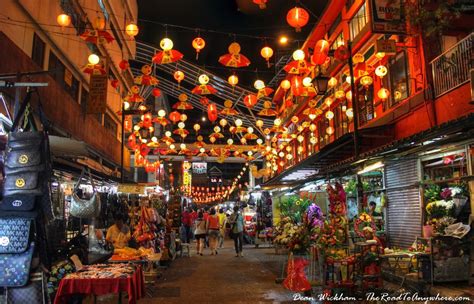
174, 70, 185, 87
152, 88, 161, 97
286, 7, 309, 32
260, 46, 273, 68
119, 60, 129, 71
253, 0, 267, 9
377, 88, 390, 101
243, 94, 258, 108
207, 103, 218, 122
228, 74, 239, 88
142, 112, 152, 128
192, 37, 206, 59
335, 45, 349, 61
291, 76, 304, 96
125, 23, 139, 37
169, 111, 181, 123
312, 39, 329, 65
57, 14, 71, 27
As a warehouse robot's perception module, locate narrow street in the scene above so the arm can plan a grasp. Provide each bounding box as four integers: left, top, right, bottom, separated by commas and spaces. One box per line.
140, 240, 295, 304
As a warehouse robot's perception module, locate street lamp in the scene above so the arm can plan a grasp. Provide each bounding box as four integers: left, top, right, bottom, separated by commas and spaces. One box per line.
313, 76, 330, 95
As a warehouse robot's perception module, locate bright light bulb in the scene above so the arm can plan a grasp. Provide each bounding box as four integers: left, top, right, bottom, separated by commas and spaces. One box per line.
151, 136, 158, 142
256, 138, 263, 145
247, 151, 253, 156
88, 54, 100, 65
302, 77, 312, 87
200, 148, 205, 153
165, 131, 172, 137
235, 119, 243, 127
280, 79, 291, 90
274, 118, 281, 126
133, 125, 140, 131
123, 102, 130, 110
169, 144, 176, 149
158, 109, 166, 117
256, 120, 264, 128
247, 127, 254, 134
160, 38, 174, 51
227, 138, 234, 145
292, 49, 305, 61
178, 122, 185, 129
180, 143, 186, 150
254, 80, 265, 90
325, 110, 334, 120
214, 126, 221, 133
346, 108, 354, 119
198, 74, 209, 85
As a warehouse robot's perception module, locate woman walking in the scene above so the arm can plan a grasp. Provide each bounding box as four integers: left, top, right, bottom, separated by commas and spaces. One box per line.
193, 211, 207, 256
229, 206, 244, 257
207, 209, 220, 255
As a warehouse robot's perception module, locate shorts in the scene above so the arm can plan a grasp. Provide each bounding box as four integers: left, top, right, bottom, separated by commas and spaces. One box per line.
195, 234, 206, 239
208, 229, 219, 238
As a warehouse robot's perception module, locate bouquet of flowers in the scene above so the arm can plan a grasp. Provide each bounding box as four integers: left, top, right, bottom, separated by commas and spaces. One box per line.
426, 200, 454, 219
426, 216, 456, 235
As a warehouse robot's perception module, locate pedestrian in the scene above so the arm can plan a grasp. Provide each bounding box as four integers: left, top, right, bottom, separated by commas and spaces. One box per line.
217, 208, 227, 248
193, 211, 207, 256
207, 208, 220, 255
229, 206, 244, 257
181, 207, 192, 243
203, 207, 210, 247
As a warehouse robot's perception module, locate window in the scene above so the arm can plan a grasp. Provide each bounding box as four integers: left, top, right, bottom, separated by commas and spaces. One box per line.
349, 3, 369, 40
357, 83, 374, 125
330, 32, 345, 50
104, 113, 118, 136
334, 102, 349, 138
383, 51, 409, 108
48, 52, 80, 102
31, 33, 45, 68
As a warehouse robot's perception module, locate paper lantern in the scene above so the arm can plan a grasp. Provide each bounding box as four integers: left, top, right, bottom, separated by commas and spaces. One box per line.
228, 74, 239, 87
207, 103, 218, 122
158, 109, 166, 117
174, 70, 185, 84
375, 65, 388, 78
169, 111, 181, 123
243, 94, 257, 108
328, 77, 338, 88
219, 118, 228, 127
119, 60, 129, 70
88, 54, 100, 65
287, 7, 309, 32
292, 49, 305, 61
126, 23, 139, 37
302, 77, 312, 87
160, 38, 174, 51
326, 126, 335, 135
152, 88, 161, 97
325, 110, 334, 120
377, 88, 390, 100
353, 53, 365, 64
57, 14, 71, 27
256, 119, 264, 128
312, 39, 329, 65
260, 46, 273, 67
254, 80, 265, 90
199, 74, 209, 85
346, 108, 354, 119
335, 45, 349, 61
291, 76, 304, 96
324, 97, 334, 107
192, 37, 206, 59
360, 75, 373, 87
253, 0, 267, 9
280, 79, 291, 91
95, 16, 106, 30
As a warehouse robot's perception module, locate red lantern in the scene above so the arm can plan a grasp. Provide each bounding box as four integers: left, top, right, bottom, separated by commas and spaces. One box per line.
140, 143, 150, 156
291, 76, 304, 96
311, 39, 329, 65
152, 88, 161, 97
169, 111, 181, 123
207, 103, 218, 123
243, 94, 257, 108
127, 134, 137, 149
286, 7, 309, 32
334, 45, 349, 61
124, 116, 132, 132
142, 113, 152, 128
111, 79, 119, 89
119, 60, 129, 70
253, 0, 267, 9
135, 153, 145, 166
145, 162, 155, 173
200, 97, 209, 106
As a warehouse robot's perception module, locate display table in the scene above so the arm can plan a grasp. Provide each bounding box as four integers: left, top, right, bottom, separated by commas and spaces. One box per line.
380, 251, 431, 282
54, 264, 144, 304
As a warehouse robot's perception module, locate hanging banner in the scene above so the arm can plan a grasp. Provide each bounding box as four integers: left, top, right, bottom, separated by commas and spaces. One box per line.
183, 161, 192, 194
118, 184, 146, 194
370, 0, 406, 35
87, 74, 108, 114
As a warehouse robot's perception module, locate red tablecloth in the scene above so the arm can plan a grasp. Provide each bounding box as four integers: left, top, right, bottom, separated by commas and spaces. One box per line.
54, 266, 144, 304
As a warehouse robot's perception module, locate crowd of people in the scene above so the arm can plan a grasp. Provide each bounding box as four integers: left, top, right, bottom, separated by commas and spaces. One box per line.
181, 206, 245, 257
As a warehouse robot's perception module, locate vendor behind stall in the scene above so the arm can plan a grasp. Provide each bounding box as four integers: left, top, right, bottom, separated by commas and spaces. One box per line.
106, 215, 131, 249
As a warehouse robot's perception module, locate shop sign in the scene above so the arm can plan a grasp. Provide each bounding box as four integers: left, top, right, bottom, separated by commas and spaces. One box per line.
192, 162, 207, 174
375, 39, 397, 54
370, 0, 406, 35
87, 74, 108, 114
183, 171, 192, 194
118, 184, 146, 194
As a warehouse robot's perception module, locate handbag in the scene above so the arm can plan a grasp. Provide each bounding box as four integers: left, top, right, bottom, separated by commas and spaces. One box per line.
6, 271, 47, 304
70, 168, 101, 219
0, 242, 35, 287
0, 217, 32, 254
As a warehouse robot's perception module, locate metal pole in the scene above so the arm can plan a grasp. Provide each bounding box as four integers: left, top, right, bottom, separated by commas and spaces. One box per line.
120, 104, 125, 183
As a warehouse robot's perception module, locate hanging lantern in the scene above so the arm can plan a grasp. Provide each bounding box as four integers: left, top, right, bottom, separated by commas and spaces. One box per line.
302, 77, 312, 87
243, 94, 258, 108
254, 80, 265, 90
198, 74, 209, 85
169, 111, 181, 123
377, 88, 390, 101
228, 74, 239, 87
328, 77, 338, 88
335, 90, 345, 99
119, 60, 129, 71
325, 110, 334, 120
174, 70, 185, 87
57, 14, 71, 27
375, 65, 388, 78
180, 113, 188, 122
152, 88, 161, 97
291, 76, 304, 96
256, 119, 264, 128
286, 7, 310, 32
335, 45, 349, 61
219, 118, 228, 127
207, 103, 218, 122
346, 108, 354, 119
326, 126, 335, 135
280, 79, 291, 91
253, 0, 267, 9
375, 52, 386, 60
160, 38, 174, 51
192, 37, 206, 59
360, 75, 373, 87
94, 16, 106, 30
125, 23, 139, 37
260, 46, 273, 68
312, 39, 329, 65
292, 49, 305, 61
353, 53, 365, 64
88, 54, 100, 65
324, 97, 334, 107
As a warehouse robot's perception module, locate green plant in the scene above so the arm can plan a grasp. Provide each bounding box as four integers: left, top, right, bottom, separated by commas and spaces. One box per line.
424, 183, 441, 202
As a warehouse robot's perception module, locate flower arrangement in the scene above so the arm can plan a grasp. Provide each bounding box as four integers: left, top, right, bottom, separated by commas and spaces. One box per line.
273, 217, 312, 254
353, 212, 377, 237
426, 217, 456, 235
426, 200, 454, 219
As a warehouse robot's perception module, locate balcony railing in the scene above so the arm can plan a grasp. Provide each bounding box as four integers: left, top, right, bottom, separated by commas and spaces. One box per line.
431, 33, 473, 98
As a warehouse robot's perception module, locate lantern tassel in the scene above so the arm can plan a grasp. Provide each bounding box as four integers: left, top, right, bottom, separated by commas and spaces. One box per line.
266, 60, 270, 68
196, 51, 199, 60
259, 4, 266, 9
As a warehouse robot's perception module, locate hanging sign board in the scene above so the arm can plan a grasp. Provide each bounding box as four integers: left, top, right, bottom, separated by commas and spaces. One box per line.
370, 0, 406, 35
87, 74, 108, 114
183, 161, 192, 194
192, 162, 207, 174
375, 39, 397, 54
118, 184, 146, 194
